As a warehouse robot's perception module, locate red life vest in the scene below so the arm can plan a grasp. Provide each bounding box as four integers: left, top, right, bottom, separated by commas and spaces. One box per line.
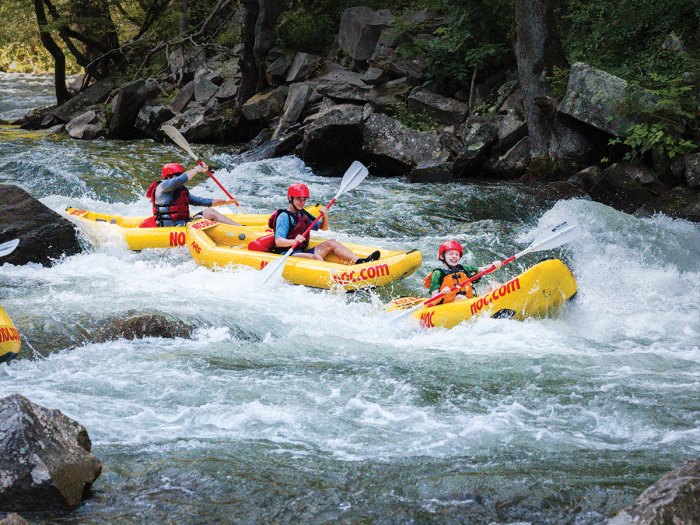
145, 180, 191, 227
268, 208, 315, 251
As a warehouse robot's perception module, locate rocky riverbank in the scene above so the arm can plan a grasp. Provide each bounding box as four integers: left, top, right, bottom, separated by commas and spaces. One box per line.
10, 6, 699, 223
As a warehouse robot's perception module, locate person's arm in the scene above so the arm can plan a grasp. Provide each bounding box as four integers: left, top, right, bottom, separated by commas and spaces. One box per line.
316, 206, 329, 231
188, 194, 214, 207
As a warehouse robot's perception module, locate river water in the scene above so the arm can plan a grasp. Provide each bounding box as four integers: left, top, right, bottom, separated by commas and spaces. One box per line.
1, 74, 698, 524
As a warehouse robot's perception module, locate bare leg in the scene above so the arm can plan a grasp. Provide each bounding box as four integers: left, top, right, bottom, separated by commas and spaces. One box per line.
290, 252, 323, 261
201, 208, 241, 226
314, 240, 357, 264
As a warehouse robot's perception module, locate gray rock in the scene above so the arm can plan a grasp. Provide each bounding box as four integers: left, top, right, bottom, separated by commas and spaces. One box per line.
559, 62, 655, 137
266, 54, 293, 85
135, 102, 175, 140
194, 73, 220, 104
338, 6, 393, 61
453, 117, 499, 176
161, 105, 227, 143
108, 78, 162, 139
0, 394, 102, 511
370, 27, 425, 81
407, 86, 468, 126
168, 46, 207, 84
0, 513, 29, 525
241, 87, 288, 123
0, 184, 83, 266
316, 74, 411, 111
286, 53, 321, 83
360, 66, 387, 85
65, 108, 107, 140
683, 152, 700, 188
484, 136, 530, 178
607, 457, 700, 524
660, 32, 685, 52
568, 165, 603, 190
94, 312, 193, 341
50, 78, 115, 124
216, 78, 239, 101
587, 162, 663, 213
170, 80, 195, 113
362, 112, 450, 176
274, 83, 312, 138
408, 161, 454, 183
302, 104, 365, 176
636, 185, 700, 223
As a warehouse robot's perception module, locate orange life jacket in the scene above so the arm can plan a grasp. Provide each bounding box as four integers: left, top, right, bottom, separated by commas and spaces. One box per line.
423, 266, 474, 304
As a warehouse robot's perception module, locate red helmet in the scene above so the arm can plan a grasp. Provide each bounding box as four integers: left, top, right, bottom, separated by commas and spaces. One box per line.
162, 163, 184, 179
438, 240, 463, 260
287, 183, 310, 199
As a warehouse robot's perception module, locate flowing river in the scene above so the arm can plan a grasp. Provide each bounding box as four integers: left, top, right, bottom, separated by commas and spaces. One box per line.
1, 73, 699, 524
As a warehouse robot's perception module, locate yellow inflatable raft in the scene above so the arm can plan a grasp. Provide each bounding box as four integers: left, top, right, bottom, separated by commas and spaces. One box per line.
186, 217, 423, 290
386, 259, 577, 328
0, 306, 20, 364
65, 205, 321, 250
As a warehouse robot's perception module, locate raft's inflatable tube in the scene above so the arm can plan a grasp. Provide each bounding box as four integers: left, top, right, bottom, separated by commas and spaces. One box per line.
186, 217, 423, 291
0, 306, 20, 364
386, 259, 577, 328
65, 205, 321, 251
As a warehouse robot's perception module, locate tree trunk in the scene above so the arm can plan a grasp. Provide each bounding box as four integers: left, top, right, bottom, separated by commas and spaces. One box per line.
180, 0, 189, 35
70, 0, 122, 78
253, 0, 284, 91
237, 0, 260, 109
514, 0, 568, 175
34, 0, 70, 104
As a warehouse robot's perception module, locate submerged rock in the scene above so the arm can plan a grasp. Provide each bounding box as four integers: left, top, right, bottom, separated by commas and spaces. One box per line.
94, 312, 194, 341
0, 184, 83, 266
0, 394, 102, 511
607, 457, 700, 525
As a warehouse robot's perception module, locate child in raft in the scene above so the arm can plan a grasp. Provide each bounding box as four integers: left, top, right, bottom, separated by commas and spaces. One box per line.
424, 240, 502, 304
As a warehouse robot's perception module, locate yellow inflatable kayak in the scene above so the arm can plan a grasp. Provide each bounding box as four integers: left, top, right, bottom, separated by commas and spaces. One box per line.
186, 217, 423, 290
386, 259, 577, 328
0, 306, 20, 364
65, 205, 322, 250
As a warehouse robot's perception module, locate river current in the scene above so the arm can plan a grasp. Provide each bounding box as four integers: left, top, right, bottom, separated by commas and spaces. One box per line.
1, 73, 698, 524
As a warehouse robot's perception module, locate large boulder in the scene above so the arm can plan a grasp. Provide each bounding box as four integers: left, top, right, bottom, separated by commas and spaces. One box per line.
407, 86, 468, 126
483, 136, 531, 179
362, 112, 450, 177
315, 69, 411, 111
170, 80, 195, 113
135, 102, 176, 140
302, 104, 366, 176
108, 78, 162, 139
0, 184, 83, 266
607, 457, 700, 524
338, 6, 393, 62
636, 185, 700, 222
286, 53, 321, 83
65, 108, 107, 140
682, 152, 700, 188
49, 78, 115, 125
0, 394, 102, 511
193, 72, 221, 105
161, 105, 229, 143
582, 162, 667, 214
241, 87, 288, 123
94, 312, 194, 342
273, 83, 312, 138
559, 62, 654, 137
453, 116, 499, 176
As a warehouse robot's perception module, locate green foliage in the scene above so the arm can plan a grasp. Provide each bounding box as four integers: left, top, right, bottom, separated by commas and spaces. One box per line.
548, 66, 570, 100
277, 9, 335, 53
610, 74, 699, 161
399, 0, 514, 95
388, 102, 436, 131
562, 0, 700, 79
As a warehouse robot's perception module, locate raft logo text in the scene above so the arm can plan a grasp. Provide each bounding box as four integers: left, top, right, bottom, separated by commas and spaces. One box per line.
470, 278, 521, 315
0, 326, 20, 343
331, 263, 390, 284
169, 232, 187, 246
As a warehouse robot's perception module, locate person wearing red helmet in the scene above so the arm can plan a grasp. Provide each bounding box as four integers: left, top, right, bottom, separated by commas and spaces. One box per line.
423, 240, 501, 304
269, 183, 380, 264
144, 162, 240, 227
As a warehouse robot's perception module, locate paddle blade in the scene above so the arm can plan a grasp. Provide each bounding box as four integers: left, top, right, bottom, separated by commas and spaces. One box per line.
161, 125, 197, 160
521, 221, 582, 256
337, 161, 369, 196
0, 239, 19, 258
259, 250, 292, 284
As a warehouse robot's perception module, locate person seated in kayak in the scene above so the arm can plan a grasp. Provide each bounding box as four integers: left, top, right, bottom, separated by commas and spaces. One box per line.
424, 240, 502, 304
145, 162, 241, 227
271, 183, 380, 264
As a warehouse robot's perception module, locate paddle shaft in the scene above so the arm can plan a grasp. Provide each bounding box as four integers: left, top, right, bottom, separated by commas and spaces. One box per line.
195, 160, 241, 207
